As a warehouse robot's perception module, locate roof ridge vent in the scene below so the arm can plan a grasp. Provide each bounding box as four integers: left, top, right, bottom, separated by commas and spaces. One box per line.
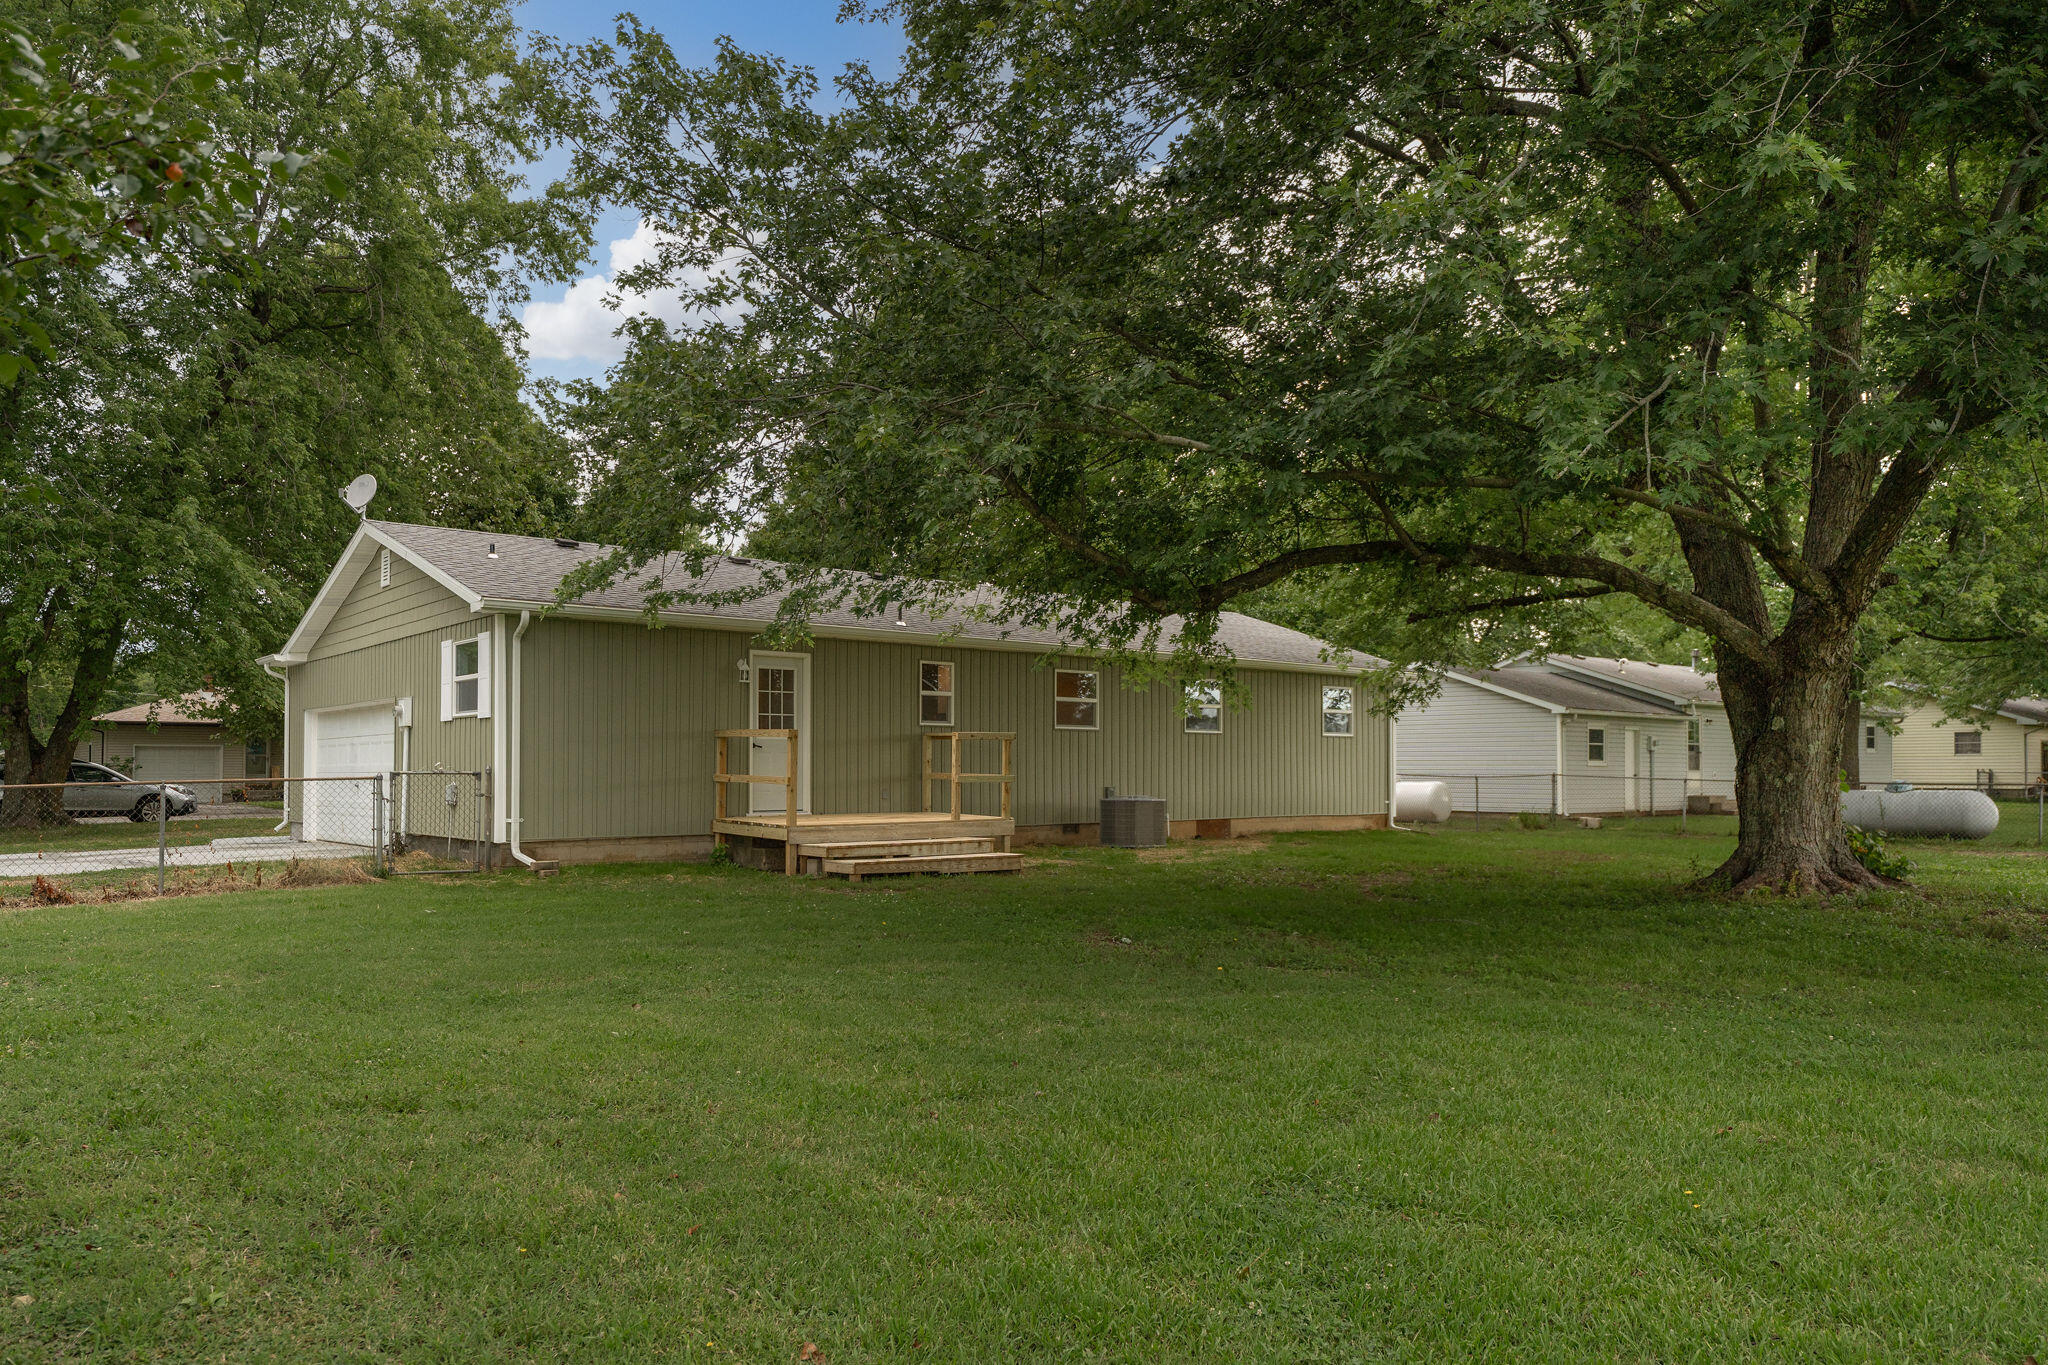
553, 537, 581, 550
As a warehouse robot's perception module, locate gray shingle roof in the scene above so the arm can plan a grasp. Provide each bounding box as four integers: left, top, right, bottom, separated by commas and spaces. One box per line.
371, 521, 1380, 673
1457, 666, 1687, 717
1543, 655, 1723, 705
2000, 697, 2048, 725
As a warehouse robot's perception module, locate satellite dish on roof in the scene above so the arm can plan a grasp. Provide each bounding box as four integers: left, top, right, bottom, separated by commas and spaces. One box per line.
339, 474, 378, 518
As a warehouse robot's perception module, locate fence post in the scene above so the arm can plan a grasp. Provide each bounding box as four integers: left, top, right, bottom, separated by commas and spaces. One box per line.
156, 782, 167, 896
1473, 776, 1481, 828
373, 775, 386, 876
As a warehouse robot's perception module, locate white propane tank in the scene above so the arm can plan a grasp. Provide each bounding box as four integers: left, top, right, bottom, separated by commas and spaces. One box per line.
1394, 780, 1453, 824
1841, 787, 1999, 839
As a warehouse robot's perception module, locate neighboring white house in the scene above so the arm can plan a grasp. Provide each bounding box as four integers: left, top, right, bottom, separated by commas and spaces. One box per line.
1396, 665, 1693, 815
1888, 696, 2047, 791
1398, 655, 1895, 814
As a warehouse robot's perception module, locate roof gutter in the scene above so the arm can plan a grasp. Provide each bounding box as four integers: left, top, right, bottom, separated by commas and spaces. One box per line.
468, 598, 1370, 676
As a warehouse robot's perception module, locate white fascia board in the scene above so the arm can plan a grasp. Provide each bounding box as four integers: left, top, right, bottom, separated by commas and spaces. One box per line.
270, 524, 486, 665
473, 598, 1368, 676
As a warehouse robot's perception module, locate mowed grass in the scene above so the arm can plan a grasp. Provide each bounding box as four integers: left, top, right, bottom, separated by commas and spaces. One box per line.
2, 826, 2046, 1362
0, 816, 276, 857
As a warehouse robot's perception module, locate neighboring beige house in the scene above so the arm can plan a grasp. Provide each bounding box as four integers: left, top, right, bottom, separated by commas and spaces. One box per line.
1888, 697, 2048, 792
75, 694, 279, 789
257, 521, 1393, 869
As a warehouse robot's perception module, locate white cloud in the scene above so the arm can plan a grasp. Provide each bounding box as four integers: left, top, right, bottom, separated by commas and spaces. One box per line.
522, 220, 726, 365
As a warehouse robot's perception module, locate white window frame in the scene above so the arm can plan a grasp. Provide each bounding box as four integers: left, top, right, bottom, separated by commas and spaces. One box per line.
1053, 668, 1099, 731
1953, 729, 1982, 756
1320, 683, 1355, 738
440, 632, 492, 720
379, 548, 391, 588
1686, 720, 1701, 773
1865, 724, 1878, 751
1184, 681, 1222, 734
919, 660, 955, 727
1587, 726, 1607, 765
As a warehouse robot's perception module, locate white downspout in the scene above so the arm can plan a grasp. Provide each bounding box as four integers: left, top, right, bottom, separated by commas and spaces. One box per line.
262, 662, 291, 833
1555, 713, 1569, 818
507, 610, 537, 867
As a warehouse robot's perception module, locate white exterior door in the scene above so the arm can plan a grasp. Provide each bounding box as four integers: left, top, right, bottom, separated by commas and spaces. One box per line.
748, 653, 810, 814
305, 703, 394, 845
133, 745, 224, 785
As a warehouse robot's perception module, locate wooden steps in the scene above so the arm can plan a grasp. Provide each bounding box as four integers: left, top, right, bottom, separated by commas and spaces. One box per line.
798, 837, 996, 860
818, 848, 1022, 882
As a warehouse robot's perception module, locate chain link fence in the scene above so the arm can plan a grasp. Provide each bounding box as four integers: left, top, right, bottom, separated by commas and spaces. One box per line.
1398, 772, 2046, 843
0, 769, 491, 904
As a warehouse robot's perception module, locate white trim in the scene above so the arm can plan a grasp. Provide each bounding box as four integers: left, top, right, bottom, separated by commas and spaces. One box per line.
467, 597, 1369, 676
439, 638, 455, 722
1320, 681, 1356, 738
1554, 714, 1568, 816
748, 650, 812, 813
271, 523, 485, 663
490, 615, 509, 844
1184, 681, 1223, 734
918, 658, 955, 727
444, 633, 486, 719
1053, 667, 1101, 731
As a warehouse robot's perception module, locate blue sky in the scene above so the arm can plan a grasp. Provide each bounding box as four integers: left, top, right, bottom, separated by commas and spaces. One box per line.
512, 0, 902, 385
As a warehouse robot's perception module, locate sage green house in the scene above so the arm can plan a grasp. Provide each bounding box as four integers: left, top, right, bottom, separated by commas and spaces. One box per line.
261, 521, 1391, 865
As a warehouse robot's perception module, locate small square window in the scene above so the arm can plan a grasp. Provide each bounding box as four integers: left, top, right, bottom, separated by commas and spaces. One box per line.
453, 638, 480, 716
920, 661, 954, 726
1587, 727, 1606, 764
1321, 684, 1354, 737
1184, 682, 1222, 734
1953, 730, 1982, 756
1054, 669, 1098, 730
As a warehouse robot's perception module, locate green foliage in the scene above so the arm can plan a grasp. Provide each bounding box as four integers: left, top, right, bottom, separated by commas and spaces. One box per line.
0, 0, 589, 809
0, 13, 295, 378
1844, 823, 1914, 881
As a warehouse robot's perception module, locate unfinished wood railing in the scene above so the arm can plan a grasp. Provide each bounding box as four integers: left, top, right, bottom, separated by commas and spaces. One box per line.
714, 728, 799, 873
921, 731, 1015, 820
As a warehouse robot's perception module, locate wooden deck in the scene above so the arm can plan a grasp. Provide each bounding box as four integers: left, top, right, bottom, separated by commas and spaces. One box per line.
712, 810, 1015, 849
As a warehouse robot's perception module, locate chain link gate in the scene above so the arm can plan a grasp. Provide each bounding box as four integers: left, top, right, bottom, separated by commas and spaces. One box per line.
383, 770, 491, 874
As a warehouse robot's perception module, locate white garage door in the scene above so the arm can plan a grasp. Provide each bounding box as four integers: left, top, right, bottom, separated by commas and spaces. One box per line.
306, 704, 393, 846
133, 745, 223, 784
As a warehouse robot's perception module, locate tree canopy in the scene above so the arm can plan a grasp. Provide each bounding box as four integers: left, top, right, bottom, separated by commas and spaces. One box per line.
0, 0, 587, 818
550, 0, 2048, 890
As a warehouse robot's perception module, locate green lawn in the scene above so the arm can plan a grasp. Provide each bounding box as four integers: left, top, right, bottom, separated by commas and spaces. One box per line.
2, 827, 2045, 1362
0, 815, 277, 856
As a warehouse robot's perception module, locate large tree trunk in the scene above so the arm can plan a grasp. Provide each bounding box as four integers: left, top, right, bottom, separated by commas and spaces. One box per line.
1706, 626, 1893, 895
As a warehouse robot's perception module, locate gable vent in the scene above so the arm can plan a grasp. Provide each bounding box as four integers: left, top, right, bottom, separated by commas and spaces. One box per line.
378, 548, 391, 588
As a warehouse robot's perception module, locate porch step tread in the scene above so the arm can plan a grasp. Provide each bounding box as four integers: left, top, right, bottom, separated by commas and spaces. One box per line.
822, 852, 1022, 880
799, 838, 995, 859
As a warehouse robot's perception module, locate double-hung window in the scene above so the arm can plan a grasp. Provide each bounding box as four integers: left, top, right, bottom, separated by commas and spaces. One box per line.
920, 661, 954, 726
1054, 669, 1098, 729
1184, 682, 1222, 734
1865, 724, 1878, 751
1321, 685, 1355, 737
1587, 727, 1606, 764
1687, 721, 1701, 773
440, 633, 491, 720
1954, 730, 1982, 756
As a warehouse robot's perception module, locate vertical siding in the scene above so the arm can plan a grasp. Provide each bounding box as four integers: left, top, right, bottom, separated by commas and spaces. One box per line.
308, 553, 476, 661
517, 622, 1389, 842
285, 559, 493, 836
1890, 703, 2030, 786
